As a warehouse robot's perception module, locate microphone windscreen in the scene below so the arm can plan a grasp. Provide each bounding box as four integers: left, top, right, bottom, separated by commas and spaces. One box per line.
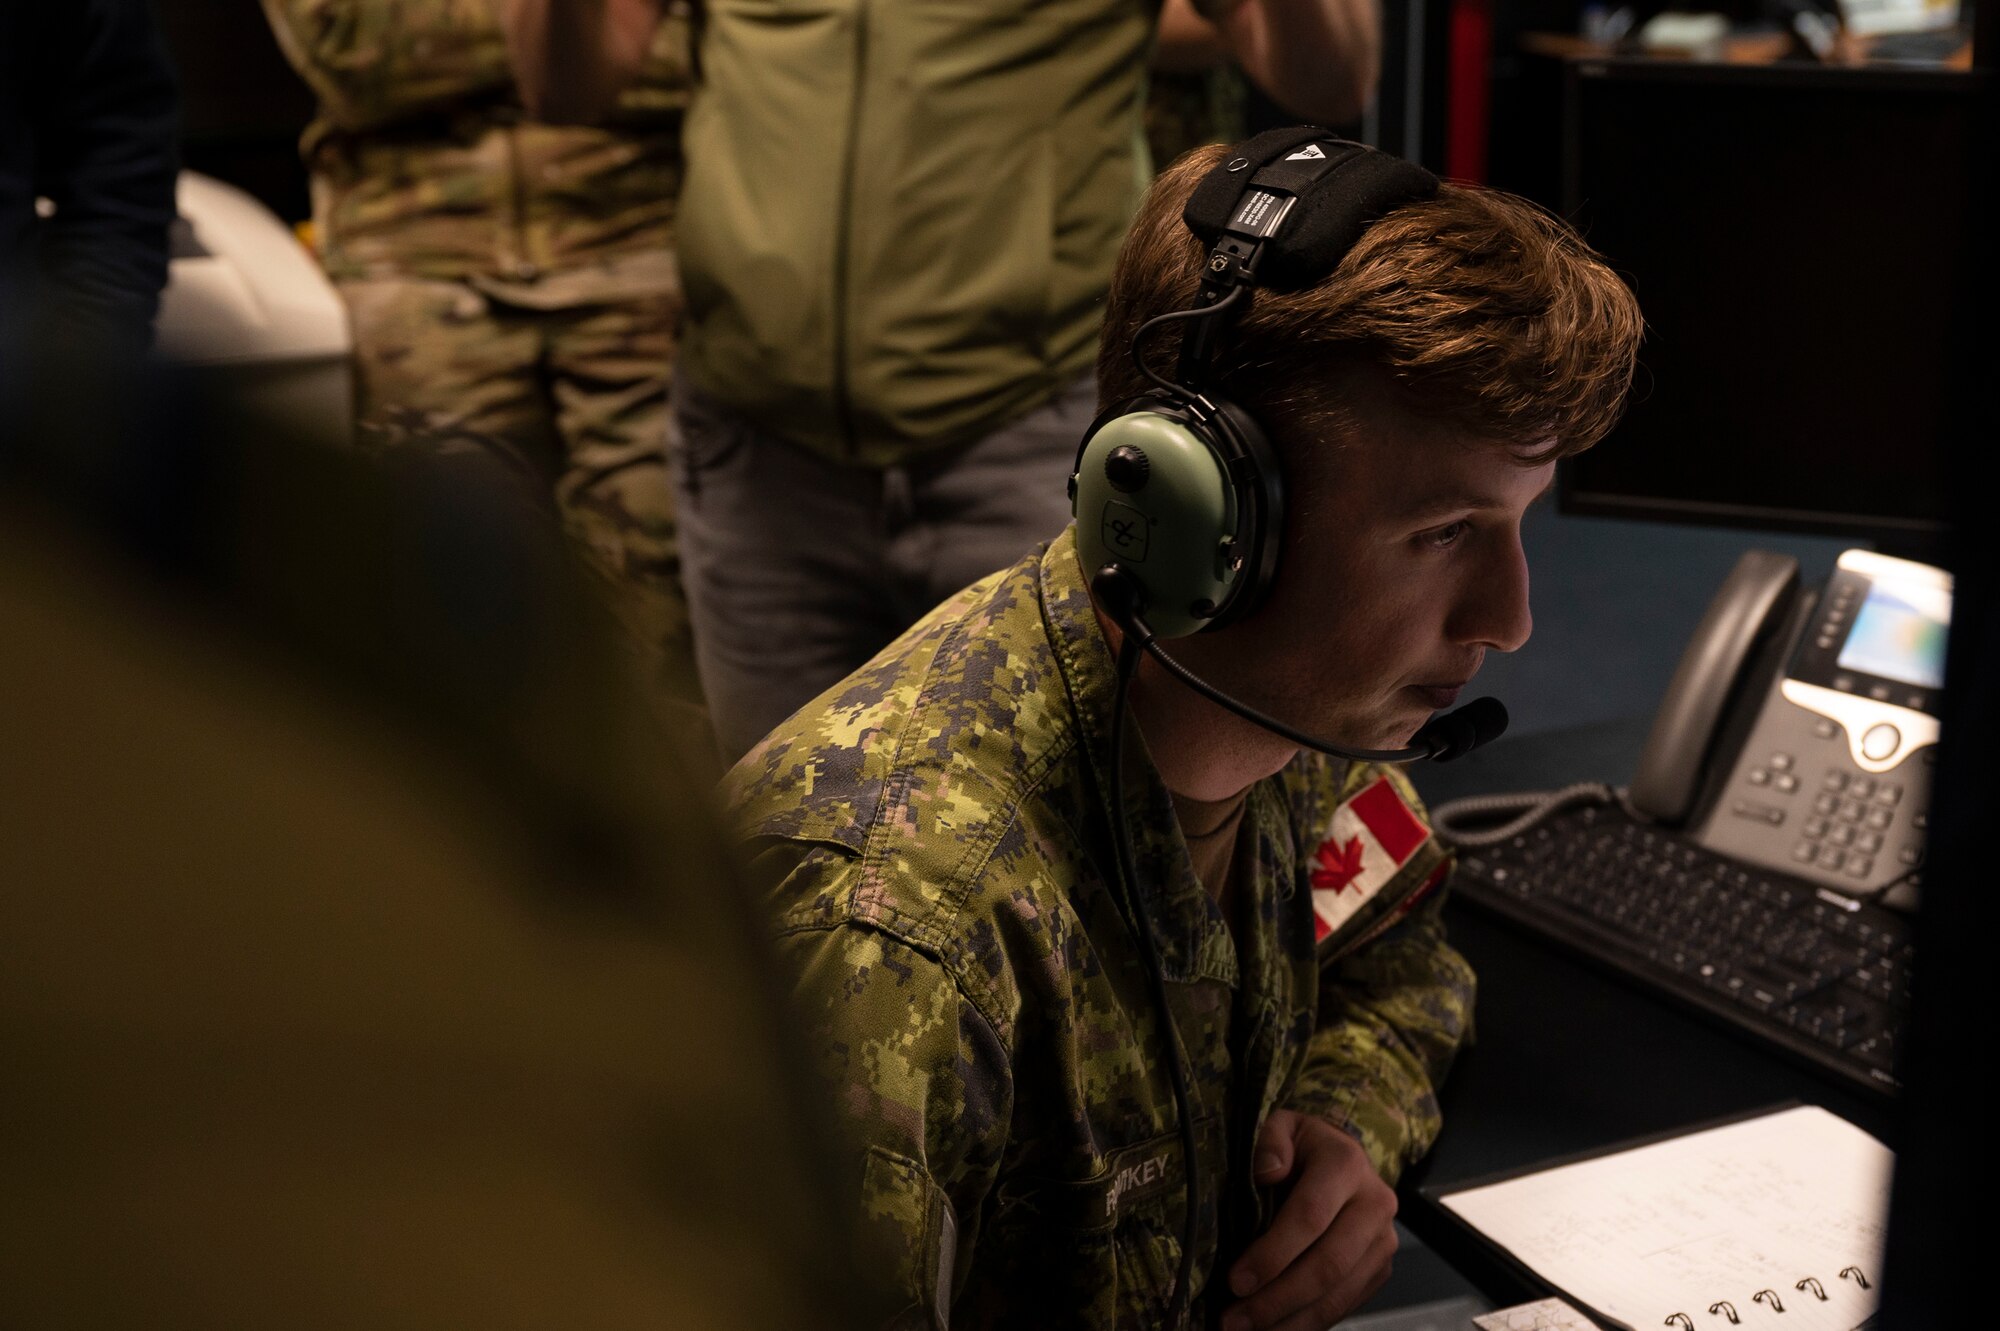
1417, 697, 1509, 762
1463, 697, 1509, 749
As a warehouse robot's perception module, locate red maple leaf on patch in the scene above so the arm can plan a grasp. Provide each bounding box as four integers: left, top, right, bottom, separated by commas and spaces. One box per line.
1311, 836, 1366, 894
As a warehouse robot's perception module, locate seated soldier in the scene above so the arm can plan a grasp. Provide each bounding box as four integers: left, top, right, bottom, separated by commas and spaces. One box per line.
725, 133, 1643, 1331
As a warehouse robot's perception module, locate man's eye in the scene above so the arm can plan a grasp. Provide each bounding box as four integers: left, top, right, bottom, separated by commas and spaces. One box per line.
1421, 521, 1469, 550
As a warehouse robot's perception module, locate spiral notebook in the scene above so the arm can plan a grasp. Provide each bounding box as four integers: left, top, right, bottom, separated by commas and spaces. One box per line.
1428, 1105, 1891, 1331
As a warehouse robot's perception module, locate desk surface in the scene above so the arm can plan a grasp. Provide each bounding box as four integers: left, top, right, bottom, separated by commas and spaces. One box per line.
1519, 27, 1975, 70
1401, 719, 1902, 1303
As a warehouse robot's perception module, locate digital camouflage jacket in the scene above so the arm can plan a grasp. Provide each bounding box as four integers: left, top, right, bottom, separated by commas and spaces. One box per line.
725, 526, 1477, 1330
261, 0, 689, 304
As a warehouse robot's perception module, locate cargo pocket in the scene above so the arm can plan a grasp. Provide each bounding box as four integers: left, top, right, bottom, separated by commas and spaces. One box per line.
856, 1145, 957, 1331
665, 369, 750, 503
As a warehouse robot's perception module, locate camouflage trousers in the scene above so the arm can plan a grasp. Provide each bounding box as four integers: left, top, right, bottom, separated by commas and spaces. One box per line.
340, 276, 702, 712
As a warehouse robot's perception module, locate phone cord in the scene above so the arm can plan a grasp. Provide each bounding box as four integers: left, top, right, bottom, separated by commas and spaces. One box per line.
1429, 783, 1644, 848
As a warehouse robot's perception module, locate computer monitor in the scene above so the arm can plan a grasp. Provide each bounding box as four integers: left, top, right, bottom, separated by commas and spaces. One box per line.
1558, 60, 1978, 557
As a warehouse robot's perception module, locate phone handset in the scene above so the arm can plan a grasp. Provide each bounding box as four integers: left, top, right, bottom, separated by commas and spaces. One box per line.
1627, 550, 1802, 824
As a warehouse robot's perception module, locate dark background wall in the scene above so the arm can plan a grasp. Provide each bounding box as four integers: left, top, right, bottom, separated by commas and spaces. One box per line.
159, 0, 314, 221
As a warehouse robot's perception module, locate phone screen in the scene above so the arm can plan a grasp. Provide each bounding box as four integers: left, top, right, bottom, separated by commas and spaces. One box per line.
1838, 579, 1950, 690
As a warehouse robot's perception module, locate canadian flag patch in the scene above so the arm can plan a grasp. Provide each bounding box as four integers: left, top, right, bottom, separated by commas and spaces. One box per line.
1310, 775, 1432, 942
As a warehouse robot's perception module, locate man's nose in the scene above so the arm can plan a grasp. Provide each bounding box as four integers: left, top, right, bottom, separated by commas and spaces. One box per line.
1451, 535, 1533, 653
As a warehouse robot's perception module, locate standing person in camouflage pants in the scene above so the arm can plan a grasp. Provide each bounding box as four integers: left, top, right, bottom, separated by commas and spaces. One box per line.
723, 142, 1644, 1329
261, 0, 701, 709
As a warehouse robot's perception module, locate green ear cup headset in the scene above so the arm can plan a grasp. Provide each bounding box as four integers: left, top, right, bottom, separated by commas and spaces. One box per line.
1078, 131, 1510, 1330
1072, 127, 1439, 640
1068, 374, 1285, 639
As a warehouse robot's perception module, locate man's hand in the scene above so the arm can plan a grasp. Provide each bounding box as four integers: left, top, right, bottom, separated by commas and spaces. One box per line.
1220, 1109, 1397, 1331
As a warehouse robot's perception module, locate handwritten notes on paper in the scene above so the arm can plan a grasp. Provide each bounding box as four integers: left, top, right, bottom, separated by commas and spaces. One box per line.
1440, 1106, 1890, 1331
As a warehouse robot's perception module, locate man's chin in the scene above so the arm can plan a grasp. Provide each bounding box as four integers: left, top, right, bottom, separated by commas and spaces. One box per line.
1378, 701, 1440, 751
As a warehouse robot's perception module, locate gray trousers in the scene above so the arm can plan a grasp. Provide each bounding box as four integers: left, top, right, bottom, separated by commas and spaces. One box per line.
669, 372, 1094, 761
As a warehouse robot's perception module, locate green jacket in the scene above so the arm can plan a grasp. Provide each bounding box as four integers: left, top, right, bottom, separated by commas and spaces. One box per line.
262, 0, 689, 303
725, 526, 1477, 1328
678, 0, 1159, 465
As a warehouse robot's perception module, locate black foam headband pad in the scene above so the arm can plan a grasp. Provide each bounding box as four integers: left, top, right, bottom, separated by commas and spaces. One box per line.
1182, 127, 1440, 292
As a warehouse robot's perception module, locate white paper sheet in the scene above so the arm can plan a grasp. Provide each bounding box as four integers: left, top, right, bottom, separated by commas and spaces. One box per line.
1440, 1106, 1891, 1331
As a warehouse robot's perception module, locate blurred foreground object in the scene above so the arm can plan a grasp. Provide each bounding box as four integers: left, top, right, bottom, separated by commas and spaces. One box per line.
155, 171, 353, 450
0, 368, 855, 1330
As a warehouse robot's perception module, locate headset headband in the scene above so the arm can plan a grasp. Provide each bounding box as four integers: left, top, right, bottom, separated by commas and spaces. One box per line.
1173, 128, 1440, 387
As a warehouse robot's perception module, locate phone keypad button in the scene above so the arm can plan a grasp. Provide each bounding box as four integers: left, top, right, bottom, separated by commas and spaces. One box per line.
1845, 856, 1873, 879
1874, 785, 1902, 806
1821, 771, 1847, 792
1814, 720, 1841, 740
1747, 768, 1770, 785
1864, 807, 1893, 832
1900, 846, 1924, 867
1773, 773, 1799, 793
1830, 825, 1856, 847
1793, 840, 1817, 862
1805, 816, 1829, 838
1839, 799, 1866, 823
1815, 793, 1840, 816
1850, 776, 1876, 798
1770, 752, 1795, 772
1816, 846, 1846, 870
1857, 830, 1883, 854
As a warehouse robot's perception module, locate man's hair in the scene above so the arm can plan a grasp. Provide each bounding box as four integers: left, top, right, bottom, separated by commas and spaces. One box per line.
1098, 144, 1644, 465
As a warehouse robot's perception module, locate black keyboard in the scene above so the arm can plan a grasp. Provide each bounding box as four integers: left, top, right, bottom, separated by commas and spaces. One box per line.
1450, 804, 1911, 1097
